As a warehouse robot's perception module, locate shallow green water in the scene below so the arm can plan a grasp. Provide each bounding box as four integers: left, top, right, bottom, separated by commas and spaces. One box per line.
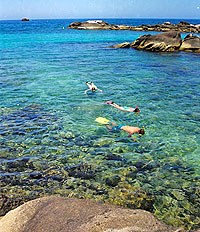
0, 19, 200, 229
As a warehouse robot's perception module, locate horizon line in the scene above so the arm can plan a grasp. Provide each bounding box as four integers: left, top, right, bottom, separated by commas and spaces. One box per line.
0, 17, 200, 21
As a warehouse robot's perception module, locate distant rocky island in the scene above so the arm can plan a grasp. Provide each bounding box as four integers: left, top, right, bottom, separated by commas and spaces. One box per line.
68, 19, 200, 34
21, 18, 29, 21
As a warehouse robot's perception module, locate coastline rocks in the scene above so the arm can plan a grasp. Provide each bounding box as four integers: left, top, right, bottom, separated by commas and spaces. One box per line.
130, 21, 200, 33
179, 34, 200, 53
68, 20, 200, 33
111, 31, 200, 53
0, 196, 178, 232
130, 31, 182, 52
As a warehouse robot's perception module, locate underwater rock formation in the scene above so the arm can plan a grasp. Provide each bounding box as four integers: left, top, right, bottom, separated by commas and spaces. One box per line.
0, 196, 178, 232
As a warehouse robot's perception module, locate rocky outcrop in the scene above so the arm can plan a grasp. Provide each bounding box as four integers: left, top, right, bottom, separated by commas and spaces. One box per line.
110, 42, 131, 48
68, 20, 111, 30
111, 31, 200, 53
179, 34, 200, 53
0, 196, 178, 232
130, 21, 200, 33
130, 31, 182, 52
68, 20, 200, 33
21, 18, 29, 21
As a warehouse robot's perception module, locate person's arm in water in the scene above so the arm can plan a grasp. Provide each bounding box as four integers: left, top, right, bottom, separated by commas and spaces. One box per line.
110, 102, 132, 112
108, 102, 139, 113
128, 133, 140, 142
96, 88, 103, 93
106, 121, 117, 131
86, 82, 93, 88
106, 124, 112, 130
85, 89, 91, 94
109, 102, 122, 110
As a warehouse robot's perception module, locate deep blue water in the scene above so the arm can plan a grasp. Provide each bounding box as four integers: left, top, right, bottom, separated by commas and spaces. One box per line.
0, 18, 200, 228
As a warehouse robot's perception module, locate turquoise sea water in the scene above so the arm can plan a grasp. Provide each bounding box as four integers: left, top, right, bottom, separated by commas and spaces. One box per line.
0, 19, 200, 229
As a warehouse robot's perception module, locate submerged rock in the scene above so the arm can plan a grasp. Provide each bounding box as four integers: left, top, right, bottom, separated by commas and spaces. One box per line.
105, 175, 121, 187
65, 163, 96, 179
5, 158, 34, 172
0, 194, 31, 216
130, 31, 182, 52
0, 196, 178, 232
104, 153, 126, 161
0, 104, 58, 138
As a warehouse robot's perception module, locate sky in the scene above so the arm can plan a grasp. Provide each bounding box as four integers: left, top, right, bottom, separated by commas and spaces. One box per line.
0, 0, 200, 20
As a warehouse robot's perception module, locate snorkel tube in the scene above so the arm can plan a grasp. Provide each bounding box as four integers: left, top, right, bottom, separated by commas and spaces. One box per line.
134, 105, 140, 113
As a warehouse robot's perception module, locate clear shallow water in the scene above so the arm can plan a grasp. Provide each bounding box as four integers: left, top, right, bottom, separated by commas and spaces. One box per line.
0, 18, 200, 229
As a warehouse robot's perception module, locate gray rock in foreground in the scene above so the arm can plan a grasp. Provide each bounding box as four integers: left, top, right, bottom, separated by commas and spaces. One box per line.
0, 196, 178, 232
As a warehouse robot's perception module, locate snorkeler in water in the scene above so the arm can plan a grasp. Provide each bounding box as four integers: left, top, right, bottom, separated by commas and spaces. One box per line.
85, 81, 103, 94
103, 101, 140, 113
106, 121, 145, 141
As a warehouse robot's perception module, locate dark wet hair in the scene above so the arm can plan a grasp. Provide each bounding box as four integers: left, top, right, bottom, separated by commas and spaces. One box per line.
139, 129, 145, 135
91, 87, 96, 92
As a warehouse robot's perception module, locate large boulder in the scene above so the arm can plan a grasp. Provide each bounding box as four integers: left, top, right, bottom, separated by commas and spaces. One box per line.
179, 34, 200, 53
130, 31, 182, 52
0, 196, 178, 232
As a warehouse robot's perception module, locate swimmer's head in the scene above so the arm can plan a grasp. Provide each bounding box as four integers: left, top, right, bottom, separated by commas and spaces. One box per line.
139, 128, 145, 135
91, 87, 96, 92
